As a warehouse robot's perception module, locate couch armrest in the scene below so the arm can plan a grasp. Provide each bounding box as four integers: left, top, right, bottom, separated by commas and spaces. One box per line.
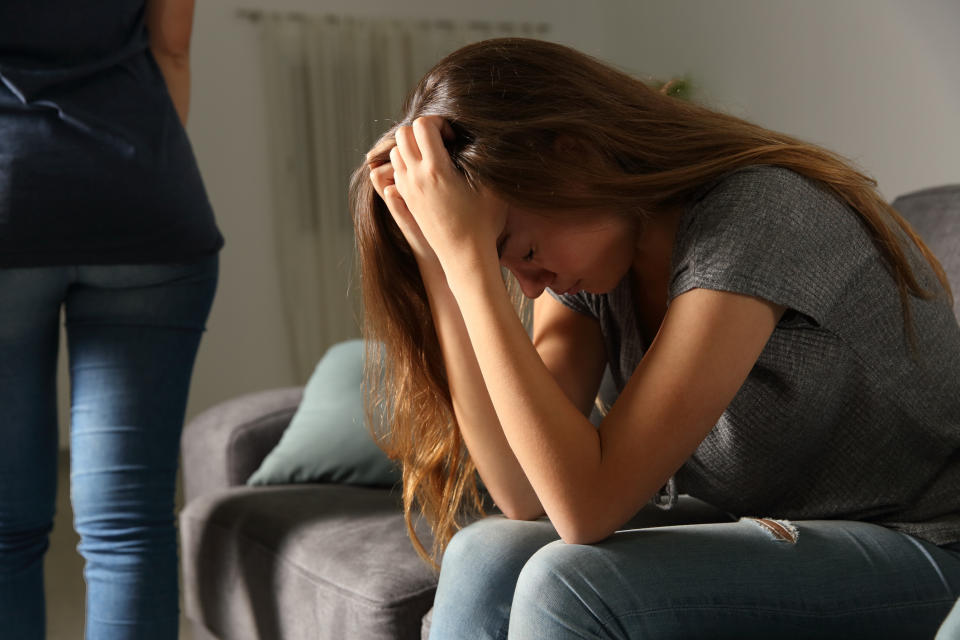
181, 387, 304, 503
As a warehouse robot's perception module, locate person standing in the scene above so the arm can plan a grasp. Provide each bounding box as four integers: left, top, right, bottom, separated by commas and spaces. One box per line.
0, 1, 222, 638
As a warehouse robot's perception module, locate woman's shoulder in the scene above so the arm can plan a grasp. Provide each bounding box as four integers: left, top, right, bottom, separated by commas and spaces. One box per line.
689, 165, 843, 218
671, 165, 876, 327
680, 164, 862, 255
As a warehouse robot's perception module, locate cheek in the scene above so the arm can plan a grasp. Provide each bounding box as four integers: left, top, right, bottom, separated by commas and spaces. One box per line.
548, 231, 633, 286
591, 227, 634, 263
584, 228, 637, 287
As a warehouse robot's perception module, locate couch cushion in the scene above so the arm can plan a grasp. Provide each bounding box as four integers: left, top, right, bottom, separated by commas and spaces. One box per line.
180, 485, 436, 640
247, 340, 401, 488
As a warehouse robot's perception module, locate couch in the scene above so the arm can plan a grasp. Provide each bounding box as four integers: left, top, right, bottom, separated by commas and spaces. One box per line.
179, 184, 960, 640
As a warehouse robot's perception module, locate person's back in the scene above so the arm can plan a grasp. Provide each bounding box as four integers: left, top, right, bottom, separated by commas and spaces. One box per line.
0, 0, 222, 266
0, 2, 222, 638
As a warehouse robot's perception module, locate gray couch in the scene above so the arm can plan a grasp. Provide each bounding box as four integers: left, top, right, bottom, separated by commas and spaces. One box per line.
179, 185, 960, 640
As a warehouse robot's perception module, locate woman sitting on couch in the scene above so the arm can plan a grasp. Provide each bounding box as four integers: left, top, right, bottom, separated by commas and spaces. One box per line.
351, 38, 960, 638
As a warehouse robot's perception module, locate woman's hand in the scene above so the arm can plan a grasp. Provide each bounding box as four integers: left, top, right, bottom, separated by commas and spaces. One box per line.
388, 116, 507, 282
367, 139, 442, 275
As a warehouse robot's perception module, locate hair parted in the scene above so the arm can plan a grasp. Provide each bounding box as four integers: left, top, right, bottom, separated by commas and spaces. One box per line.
349, 37, 952, 566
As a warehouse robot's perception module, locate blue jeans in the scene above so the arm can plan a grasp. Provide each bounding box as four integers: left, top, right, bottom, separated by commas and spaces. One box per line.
937, 598, 960, 639
430, 508, 960, 639
0, 258, 218, 640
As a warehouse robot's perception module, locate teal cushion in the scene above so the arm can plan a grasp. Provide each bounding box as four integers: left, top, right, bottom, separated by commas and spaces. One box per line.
247, 339, 400, 487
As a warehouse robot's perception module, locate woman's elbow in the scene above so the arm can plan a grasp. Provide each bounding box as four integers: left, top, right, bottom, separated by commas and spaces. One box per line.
553, 514, 617, 545
496, 498, 545, 522
498, 505, 616, 543
557, 529, 612, 546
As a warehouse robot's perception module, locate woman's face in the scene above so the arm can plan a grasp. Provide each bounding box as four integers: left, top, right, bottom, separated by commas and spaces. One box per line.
495, 202, 640, 299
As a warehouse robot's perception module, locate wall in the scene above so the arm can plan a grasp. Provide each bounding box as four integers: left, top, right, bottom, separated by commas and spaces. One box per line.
607, 0, 960, 199
54, 0, 960, 446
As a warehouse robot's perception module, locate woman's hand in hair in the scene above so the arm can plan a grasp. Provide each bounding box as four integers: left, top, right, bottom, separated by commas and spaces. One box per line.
390, 116, 508, 282
368, 147, 443, 276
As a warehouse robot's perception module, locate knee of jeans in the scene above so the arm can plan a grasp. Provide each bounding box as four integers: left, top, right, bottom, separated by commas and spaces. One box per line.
443, 517, 520, 572
520, 541, 604, 603
515, 540, 580, 597
440, 517, 552, 585
70, 469, 175, 541
72, 490, 176, 558
0, 520, 54, 569
511, 541, 602, 630
74, 515, 176, 559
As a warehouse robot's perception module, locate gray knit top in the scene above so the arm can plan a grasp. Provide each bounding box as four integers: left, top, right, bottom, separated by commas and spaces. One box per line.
552, 166, 960, 546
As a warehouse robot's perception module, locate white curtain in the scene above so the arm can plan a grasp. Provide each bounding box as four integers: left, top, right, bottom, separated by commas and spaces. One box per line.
254, 14, 548, 379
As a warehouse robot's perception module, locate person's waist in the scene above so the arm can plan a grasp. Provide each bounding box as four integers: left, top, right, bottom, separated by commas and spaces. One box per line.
0, 38, 150, 97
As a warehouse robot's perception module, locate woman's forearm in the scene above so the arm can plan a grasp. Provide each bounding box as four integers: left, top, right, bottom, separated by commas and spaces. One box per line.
418, 262, 544, 520
449, 262, 605, 538
446, 254, 784, 545
146, 0, 195, 126
153, 52, 190, 125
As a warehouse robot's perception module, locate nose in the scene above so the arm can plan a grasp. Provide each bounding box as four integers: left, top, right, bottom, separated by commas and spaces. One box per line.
512, 266, 556, 299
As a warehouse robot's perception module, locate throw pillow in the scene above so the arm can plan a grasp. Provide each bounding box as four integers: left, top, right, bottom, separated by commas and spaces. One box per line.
247, 339, 400, 487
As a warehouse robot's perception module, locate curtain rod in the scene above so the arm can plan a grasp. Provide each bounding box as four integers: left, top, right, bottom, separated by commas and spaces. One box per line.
235, 9, 549, 33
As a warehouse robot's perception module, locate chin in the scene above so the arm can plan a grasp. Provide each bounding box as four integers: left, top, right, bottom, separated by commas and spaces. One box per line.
588, 277, 621, 295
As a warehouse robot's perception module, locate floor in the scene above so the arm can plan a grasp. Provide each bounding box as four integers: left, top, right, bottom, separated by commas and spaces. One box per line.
45, 450, 194, 640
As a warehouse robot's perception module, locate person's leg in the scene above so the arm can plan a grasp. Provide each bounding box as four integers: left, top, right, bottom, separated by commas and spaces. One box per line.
508, 518, 960, 639
66, 257, 217, 640
428, 516, 560, 640
936, 549, 960, 640
428, 495, 735, 640
0, 267, 69, 639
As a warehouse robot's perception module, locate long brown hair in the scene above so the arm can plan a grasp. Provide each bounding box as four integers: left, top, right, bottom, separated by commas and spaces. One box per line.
349, 38, 952, 566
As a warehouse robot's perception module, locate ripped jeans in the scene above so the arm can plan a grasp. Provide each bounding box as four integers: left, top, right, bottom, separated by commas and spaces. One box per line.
428, 501, 960, 639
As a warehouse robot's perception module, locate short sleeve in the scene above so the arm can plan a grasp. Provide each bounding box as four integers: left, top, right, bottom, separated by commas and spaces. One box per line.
669, 166, 876, 327
547, 288, 600, 319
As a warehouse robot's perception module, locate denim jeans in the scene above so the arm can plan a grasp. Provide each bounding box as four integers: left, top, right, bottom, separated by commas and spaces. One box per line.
430, 509, 960, 639
0, 257, 218, 640
937, 597, 960, 639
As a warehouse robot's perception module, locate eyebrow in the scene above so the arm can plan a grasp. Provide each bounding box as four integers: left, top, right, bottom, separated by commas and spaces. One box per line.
496, 232, 510, 260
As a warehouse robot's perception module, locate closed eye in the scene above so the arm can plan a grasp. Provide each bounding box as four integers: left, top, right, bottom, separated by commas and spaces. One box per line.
523, 248, 535, 262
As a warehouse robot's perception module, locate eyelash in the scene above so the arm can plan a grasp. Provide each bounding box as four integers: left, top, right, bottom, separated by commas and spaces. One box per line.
522, 248, 535, 262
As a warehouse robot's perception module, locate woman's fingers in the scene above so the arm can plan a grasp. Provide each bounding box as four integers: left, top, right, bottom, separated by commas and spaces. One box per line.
389, 146, 410, 203
366, 134, 439, 264
413, 115, 455, 141
369, 116, 454, 175
370, 164, 411, 224
382, 184, 410, 218
389, 146, 406, 174
373, 169, 415, 233
411, 116, 452, 171
380, 182, 436, 262
369, 162, 407, 219
394, 124, 422, 165
369, 162, 395, 199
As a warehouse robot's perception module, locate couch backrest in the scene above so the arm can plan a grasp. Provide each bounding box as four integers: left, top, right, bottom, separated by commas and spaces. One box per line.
891, 185, 960, 320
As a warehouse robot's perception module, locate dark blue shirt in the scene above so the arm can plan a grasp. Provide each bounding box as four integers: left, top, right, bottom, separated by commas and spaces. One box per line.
0, 0, 223, 266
